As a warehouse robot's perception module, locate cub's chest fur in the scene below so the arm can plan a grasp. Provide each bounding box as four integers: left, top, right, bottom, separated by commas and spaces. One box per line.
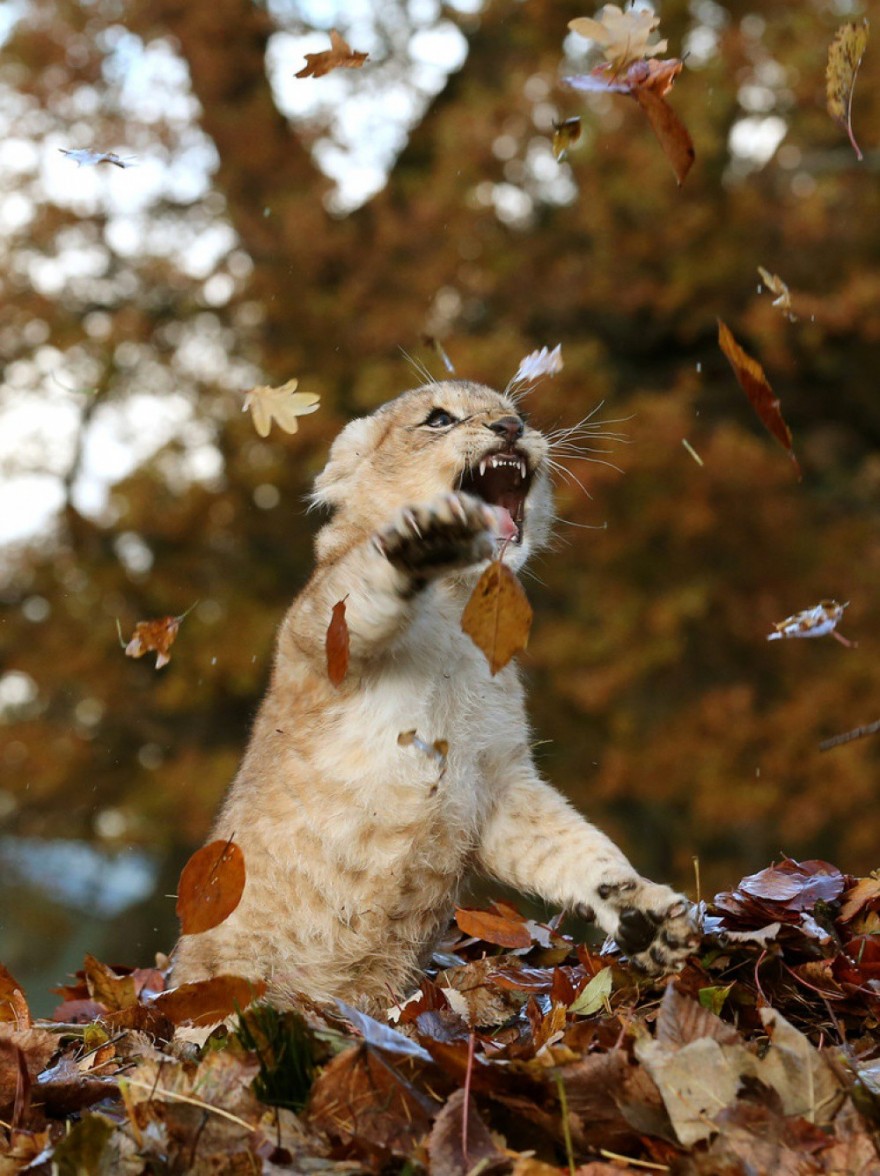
170, 379, 699, 1010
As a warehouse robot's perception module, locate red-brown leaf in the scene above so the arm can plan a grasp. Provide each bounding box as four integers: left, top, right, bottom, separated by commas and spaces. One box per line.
455, 906, 532, 950
152, 975, 266, 1026
461, 561, 532, 675
82, 954, 137, 1012
717, 319, 801, 478
295, 29, 368, 79
326, 598, 350, 687
0, 964, 28, 1026
123, 614, 185, 669
632, 88, 695, 186
176, 838, 246, 935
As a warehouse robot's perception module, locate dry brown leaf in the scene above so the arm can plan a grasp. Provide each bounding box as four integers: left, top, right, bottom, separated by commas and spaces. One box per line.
455, 905, 532, 950
295, 29, 368, 79
153, 975, 266, 1026
569, 6, 668, 72
243, 378, 319, 437
826, 19, 869, 161
176, 838, 246, 935
0, 964, 29, 1026
83, 954, 137, 1012
461, 560, 532, 675
325, 598, 350, 687
717, 319, 801, 478
427, 1088, 507, 1176
839, 876, 880, 923
758, 266, 796, 321
121, 606, 192, 670
632, 85, 694, 186
552, 117, 582, 161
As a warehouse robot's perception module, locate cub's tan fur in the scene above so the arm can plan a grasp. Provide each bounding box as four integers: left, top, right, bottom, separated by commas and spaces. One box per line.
172, 381, 698, 1009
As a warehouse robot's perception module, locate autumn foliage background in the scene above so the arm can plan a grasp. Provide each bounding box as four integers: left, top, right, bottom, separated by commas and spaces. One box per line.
2, 0, 879, 1007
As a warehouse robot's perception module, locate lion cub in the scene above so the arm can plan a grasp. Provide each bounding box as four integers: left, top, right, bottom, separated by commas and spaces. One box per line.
171, 381, 698, 1008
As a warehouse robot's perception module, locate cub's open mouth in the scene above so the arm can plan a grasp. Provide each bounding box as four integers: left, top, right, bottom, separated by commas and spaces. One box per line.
458, 450, 532, 543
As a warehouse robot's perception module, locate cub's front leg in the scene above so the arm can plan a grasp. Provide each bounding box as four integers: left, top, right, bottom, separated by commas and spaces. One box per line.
373, 491, 504, 582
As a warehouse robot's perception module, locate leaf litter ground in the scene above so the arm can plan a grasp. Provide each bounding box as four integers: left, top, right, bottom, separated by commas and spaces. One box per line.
2, 857, 880, 1172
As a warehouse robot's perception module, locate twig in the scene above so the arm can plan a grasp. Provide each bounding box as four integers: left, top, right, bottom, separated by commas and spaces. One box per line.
819, 718, 880, 751
462, 1029, 475, 1169
692, 855, 702, 905
555, 1071, 576, 1176
120, 1078, 256, 1132
599, 1151, 669, 1171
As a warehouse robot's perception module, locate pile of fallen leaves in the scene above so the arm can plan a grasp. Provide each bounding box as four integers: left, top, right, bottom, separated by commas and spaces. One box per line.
2, 858, 880, 1173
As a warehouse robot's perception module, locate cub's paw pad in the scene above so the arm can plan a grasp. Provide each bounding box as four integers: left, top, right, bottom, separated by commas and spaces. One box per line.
622, 896, 701, 976
373, 493, 496, 576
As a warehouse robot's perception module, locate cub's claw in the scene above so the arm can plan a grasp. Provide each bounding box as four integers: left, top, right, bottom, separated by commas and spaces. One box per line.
374, 492, 497, 579
592, 876, 701, 976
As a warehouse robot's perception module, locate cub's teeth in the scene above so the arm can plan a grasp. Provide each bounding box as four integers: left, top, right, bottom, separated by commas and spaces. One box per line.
519, 459, 527, 478
479, 459, 487, 476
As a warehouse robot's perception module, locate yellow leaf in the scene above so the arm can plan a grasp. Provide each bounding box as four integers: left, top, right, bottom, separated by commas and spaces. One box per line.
826, 19, 869, 161
461, 561, 533, 675
243, 378, 320, 437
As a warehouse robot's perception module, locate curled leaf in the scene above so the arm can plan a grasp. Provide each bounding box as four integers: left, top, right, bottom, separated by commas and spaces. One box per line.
326, 598, 350, 687
569, 6, 667, 72
120, 606, 193, 670
758, 266, 796, 321
826, 19, 869, 161
243, 378, 320, 437
295, 29, 368, 79
767, 600, 854, 646
552, 117, 582, 161
176, 838, 246, 935
461, 560, 533, 675
717, 319, 800, 478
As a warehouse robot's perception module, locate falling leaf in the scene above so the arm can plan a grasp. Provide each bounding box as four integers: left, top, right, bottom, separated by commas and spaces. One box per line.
58, 148, 135, 168
568, 967, 613, 1016
455, 905, 532, 950
552, 117, 582, 161
325, 598, 350, 687
758, 266, 796, 321
120, 605, 193, 670
566, 58, 694, 185
767, 599, 851, 642
509, 344, 564, 389
153, 975, 266, 1026
717, 319, 800, 477
295, 29, 368, 79
569, 6, 668, 72
681, 438, 703, 466
461, 560, 533, 675
398, 729, 448, 774
826, 19, 869, 161
176, 838, 246, 935
243, 378, 319, 438
420, 334, 456, 373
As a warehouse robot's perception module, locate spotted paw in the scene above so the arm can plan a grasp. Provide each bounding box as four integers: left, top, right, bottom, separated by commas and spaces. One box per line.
592, 876, 701, 975
373, 492, 498, 580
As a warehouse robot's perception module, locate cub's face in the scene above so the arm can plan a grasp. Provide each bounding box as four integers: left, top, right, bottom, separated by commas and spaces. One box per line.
313, 381, 552, 569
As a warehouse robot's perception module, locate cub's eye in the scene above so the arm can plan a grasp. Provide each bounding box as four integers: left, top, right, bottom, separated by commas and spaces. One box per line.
424, 408, 457, 428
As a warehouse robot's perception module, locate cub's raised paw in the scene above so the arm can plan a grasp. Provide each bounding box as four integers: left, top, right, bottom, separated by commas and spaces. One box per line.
373, 492, 498, 579
594, 876, 701, 975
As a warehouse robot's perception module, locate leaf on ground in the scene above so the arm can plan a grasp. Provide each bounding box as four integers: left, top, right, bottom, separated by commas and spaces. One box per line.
568, 967, 613, 1016
121, 609, 191, 670
176, 838, 246, 935
826, 19, 869, 160
552, 118, 582, 161
461, 560, 532, 675
427, 1088, 507, 1176
767, 599, 850, 642
758, 266, 796, 321
83, 955, 137, 1012
153, 975, 266, 1026
758, 1008, 844, 1124
717, 319, 801, 478
325, 598, 350, 687
0, 964, 29, 1026
455, 905, 532, 950
334, 1000, 433, 1063
295, 29, 368, 78
36, 1057, 118, 1117
242, 378, 319, 437
50, 1113, 114, 1175
654, 986, 740, 1048
839, 875, 880, 923
0, 1026, 57, 1111
569, 6, 667, 71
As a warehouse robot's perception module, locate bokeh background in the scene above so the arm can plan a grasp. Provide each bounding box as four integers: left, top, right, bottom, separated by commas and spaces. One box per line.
1, 0, 878, 1014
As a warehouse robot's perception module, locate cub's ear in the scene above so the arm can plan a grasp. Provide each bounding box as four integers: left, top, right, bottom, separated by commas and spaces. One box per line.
310, 415, 384, 510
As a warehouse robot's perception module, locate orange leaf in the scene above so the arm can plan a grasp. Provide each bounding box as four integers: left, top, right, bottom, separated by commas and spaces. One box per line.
176, 838, 246, 935
153, 975, 266, 1026
717, 319, 801, 478
0, 965, 28, 1026
83, 954, 137, 1012
326, 598, 350, 687
461, 561, 532, 675
295, 29, 368, 79
455, 906, 532, 950
121, 606, 192, 670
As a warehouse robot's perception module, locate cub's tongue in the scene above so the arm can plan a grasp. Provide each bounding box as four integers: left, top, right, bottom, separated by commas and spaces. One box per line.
485, 504, 518, 543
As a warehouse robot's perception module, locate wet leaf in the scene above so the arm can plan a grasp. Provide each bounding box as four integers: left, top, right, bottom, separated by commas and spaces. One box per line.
455, 905, 532, 950
758, 266, 796, 321
767, 599, 851, 643
121, 607, 192, 670
461, 560, 533, 675
325, 598, 350, 687
295, 29, 368, 78
717, 319, 801, 478
176, 838, 246, 935
569, 967, 613, 1016
826, 19, 869, 161
552, 117, 582, 161
153, 975, 266, 1026
242, 378, 319, 437
569, 6, 668, 71
58, 148, 135, 168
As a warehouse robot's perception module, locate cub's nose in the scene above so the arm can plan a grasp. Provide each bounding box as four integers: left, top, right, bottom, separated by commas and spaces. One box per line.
487, 415, 525, 443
